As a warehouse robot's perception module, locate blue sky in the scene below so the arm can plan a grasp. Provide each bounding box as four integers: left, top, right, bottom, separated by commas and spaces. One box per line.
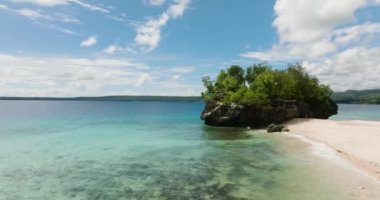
0, 0, 379, 96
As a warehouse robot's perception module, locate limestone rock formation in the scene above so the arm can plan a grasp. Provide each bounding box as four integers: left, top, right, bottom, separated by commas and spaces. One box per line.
201, 100, 338, 128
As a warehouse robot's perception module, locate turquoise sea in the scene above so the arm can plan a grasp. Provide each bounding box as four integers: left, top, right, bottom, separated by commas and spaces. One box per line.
331, 104, 380, 121
0, 101, 380, 200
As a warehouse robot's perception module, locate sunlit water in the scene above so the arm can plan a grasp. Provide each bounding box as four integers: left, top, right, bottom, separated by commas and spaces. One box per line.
0, 101, 379, 200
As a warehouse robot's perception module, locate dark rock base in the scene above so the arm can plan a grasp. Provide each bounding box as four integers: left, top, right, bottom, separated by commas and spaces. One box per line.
201, 100, 338, 128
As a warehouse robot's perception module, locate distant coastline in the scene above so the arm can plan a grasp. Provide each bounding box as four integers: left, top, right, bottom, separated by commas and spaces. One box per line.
332, 89, 380, 104
0, 96, 202, 102
3, 88, 380, 104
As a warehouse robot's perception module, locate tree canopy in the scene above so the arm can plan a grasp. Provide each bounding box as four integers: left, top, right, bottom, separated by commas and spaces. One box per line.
201, 63, 334, 111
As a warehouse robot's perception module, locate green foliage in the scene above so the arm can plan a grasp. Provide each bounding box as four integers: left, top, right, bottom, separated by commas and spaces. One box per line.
245, 62, 271, 85
201, 76, 214, 102
201, 63, 334, 109
215, 66, 245, 94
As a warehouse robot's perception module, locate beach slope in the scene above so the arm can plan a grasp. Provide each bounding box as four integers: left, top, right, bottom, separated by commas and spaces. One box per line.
285, 119, 380, 180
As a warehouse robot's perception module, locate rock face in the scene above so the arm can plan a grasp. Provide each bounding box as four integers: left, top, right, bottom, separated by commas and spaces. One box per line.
201, 100, 338, 128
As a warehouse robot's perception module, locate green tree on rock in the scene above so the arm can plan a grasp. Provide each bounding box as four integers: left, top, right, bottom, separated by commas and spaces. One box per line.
201, 63, 335, 114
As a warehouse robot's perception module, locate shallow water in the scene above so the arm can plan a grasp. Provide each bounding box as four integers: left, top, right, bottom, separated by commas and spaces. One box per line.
0, 101, 378, 200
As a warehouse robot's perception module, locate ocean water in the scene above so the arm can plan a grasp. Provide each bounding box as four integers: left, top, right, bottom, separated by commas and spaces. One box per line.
0, 101, 379, 200
331, 104, 380, 121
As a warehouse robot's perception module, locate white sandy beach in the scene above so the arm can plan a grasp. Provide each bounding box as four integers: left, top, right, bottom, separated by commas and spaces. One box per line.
285, 119, 380, 181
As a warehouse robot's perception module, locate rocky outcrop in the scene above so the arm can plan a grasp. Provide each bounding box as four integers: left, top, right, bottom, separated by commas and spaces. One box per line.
201, 100, 338, 128
267, 124, 285, 133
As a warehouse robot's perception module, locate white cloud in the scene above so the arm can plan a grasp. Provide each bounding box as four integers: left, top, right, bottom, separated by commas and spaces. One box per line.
0, 54, 152, 97
0, 4, 8, 9
103, 44, 119, 54
241, 0, 380, 91
10, 0, 109, 13
57, 28, 76, 35
146, 0, 166, 6
103, 44, 123, 54
17, 8, 45, 20
134, 0, 191, 52
4, 6, 80, 34
134, 13, 169, 52
0, 54, 201, 96
273, 0, 365, 44
102, 44, 137, 55
72, 0, 109, 13
241, 45, 300, 61
80, 35, 97, 47
333, 22, 380, 46
167, 0, 190, 18
304, 47, 380, 91
17, 8, 80, 23
135, 73, 152, 87
242, 0, 375, 61
54, 12, 80, 23
11, 0, 71, 6
143, 74, 200, 96
171, 74, 182, 81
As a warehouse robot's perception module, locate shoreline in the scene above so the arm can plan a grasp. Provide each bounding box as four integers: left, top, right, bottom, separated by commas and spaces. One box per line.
284, 118, 380, 182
